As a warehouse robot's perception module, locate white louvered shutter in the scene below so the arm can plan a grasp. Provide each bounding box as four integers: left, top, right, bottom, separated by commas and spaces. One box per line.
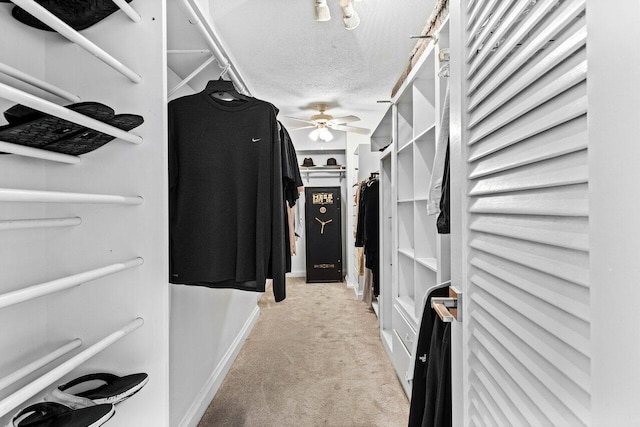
462, 0, 589, 425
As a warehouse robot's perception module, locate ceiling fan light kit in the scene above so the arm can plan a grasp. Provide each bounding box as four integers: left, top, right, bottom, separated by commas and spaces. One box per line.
286, 104, 371, 141
315, 0, 331, 21
309, 126, 334, 142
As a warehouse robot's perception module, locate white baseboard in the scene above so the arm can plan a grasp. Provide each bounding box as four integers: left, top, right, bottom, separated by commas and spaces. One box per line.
346, 278, 363, 300
289, 270, 306, 277
178, 305, 260, 427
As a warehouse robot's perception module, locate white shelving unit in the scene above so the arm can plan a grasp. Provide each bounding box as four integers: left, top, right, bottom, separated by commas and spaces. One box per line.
0, 2, 169, 425
376, 18, 451, 397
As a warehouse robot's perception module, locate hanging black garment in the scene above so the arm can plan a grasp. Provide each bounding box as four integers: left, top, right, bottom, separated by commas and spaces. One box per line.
278, 122, 303, 207
437, 140, 450, 234
168, 86, 287, 302
363, 179, 380, 296
278, 121, 303, 274
420, 319, 451, 427
408, 287, 450, 427
355, 181, 367, 248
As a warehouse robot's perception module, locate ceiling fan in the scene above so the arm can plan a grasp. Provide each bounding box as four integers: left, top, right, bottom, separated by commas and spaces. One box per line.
285, 104, 371, 142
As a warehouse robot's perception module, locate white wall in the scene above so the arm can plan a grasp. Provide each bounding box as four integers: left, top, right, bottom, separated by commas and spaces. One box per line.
588, 1, 640, 423
167, 69, 261, 427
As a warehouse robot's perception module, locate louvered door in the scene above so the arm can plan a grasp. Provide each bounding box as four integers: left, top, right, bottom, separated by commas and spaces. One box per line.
459, 0, 589, 425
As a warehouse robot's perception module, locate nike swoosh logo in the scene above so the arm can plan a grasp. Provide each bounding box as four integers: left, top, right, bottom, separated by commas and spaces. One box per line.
252, 138, 261, 142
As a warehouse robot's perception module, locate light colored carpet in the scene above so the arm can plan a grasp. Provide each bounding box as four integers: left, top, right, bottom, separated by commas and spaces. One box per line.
198, 277, 409, 427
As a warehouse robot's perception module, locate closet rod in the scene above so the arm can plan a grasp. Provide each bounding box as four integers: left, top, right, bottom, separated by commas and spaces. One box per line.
178, 0, 250, 95
0, 217, 82, 231
0, 188, 143, 204
169, 55, 216, 97
0, 62, 80, 103
0, 258, 143, 310
110, 0, 141, 23
0, 318, 144, 418
168, 49, 211, 54
0, 83, 143, 144
0, 140, 81, 164
0, 339, 82, 392
10, 0, 141, 83
431, 286, 462, 323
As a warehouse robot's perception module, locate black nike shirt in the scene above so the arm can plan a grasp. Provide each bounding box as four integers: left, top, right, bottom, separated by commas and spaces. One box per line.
168, 91, 286, 302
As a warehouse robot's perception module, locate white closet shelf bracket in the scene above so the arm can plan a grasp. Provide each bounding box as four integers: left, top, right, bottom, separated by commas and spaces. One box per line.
0, 339, 82, 392
169, 55, 216, 97
10, 0, 141, 83
0, 257, 143, 310
0, 318, 144, 418
0, 140, 81, 164
110, 0, 141, 23
0, 62, 80, 103
431, 286, 462, 322
0, 217, 82, 231
0, 188, 143, 204
0, 83, 143, 144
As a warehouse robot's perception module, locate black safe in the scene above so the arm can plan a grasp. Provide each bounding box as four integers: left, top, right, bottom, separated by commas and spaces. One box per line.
304, 186, 342, 283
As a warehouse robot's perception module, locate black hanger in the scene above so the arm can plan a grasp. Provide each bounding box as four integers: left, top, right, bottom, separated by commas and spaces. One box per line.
204, 78, 250, 102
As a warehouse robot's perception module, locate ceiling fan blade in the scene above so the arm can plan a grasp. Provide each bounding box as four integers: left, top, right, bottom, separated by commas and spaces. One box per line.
329, 115, 360, 124
284, 116, 316, 125
288, 125, 318, 131
329, 124, 371, 135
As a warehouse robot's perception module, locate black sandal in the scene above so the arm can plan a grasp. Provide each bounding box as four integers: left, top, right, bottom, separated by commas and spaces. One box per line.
42, 114, 144, 155
8, 401, 114, 427
11, 0, 134, 32
0, 102, 114, 150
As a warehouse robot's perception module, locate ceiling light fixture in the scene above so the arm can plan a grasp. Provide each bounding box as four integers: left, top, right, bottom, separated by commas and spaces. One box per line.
315, 0, 331, 21
340, 0, 360, 30
309, 126, 334, 142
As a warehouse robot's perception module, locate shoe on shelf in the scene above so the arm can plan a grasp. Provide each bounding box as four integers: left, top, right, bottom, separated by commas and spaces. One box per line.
45, 373, 149, 408
7, 401, 114, 427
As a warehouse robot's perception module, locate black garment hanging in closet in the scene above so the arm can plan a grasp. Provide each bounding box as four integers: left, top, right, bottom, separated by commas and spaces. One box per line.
408, 286, 451, 427
278, 121, 303, 274
168, 80, 287, 302
355, 176, 380, 296
437, 141, 450, 234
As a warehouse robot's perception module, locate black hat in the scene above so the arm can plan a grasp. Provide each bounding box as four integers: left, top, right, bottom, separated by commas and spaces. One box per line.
325, 158, 340, 167
11, 0, 134, 32
302, 157, 315, 167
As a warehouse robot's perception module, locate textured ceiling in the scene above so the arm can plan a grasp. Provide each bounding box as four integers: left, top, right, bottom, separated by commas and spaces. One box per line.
168, 0, 436, 139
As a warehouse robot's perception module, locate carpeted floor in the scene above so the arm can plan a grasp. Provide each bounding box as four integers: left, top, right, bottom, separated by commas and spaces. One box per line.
198, 277, 409, 427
